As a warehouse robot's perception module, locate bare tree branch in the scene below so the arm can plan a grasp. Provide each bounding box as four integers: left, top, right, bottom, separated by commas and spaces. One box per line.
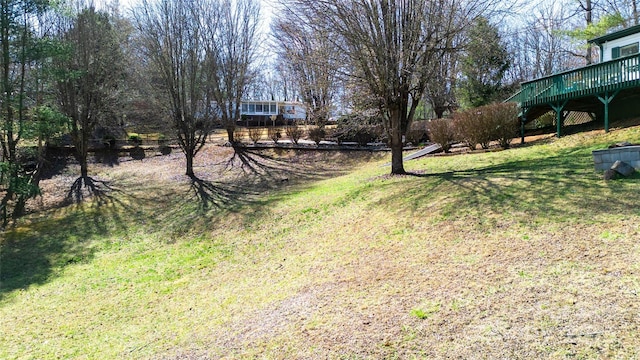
288, 0, 500, 174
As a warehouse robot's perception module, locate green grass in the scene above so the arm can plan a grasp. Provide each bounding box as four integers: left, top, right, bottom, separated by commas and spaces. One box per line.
2, 125, 640, 358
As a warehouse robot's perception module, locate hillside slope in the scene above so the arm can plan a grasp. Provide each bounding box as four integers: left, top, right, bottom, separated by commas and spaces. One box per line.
2, 126, 640, 359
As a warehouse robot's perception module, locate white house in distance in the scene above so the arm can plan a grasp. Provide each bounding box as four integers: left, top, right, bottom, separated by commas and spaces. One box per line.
239, 100, 307, 126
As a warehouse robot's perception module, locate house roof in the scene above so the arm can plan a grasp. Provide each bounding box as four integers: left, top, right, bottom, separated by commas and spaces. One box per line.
590, 24, 640, 45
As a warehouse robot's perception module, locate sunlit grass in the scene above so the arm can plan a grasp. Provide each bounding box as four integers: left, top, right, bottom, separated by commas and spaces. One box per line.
2, 124, 640, 358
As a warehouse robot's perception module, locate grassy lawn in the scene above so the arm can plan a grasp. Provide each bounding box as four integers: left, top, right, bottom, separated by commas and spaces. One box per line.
2, 125, 640, 359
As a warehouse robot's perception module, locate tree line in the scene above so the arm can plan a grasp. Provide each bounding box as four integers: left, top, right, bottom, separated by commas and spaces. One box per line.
270, 0, 636, 174
0, 0, 260, 226
1, 0, 637, 226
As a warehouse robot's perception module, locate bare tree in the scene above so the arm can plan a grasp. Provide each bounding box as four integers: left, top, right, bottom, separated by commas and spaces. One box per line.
132, 0, 215, 177
604, 0, 639, 25
507, 4, 577, 83
425, 36, 461, 118
54, 4, 124, 187
292, 0, 498, 174
272, 13, 342, 128
561, 0, 627, 65
580, 0, 596, 64
244, 61, 297, 104
274, 61, 295, 102
113, 7, 171, 136
203, 0, 261, 144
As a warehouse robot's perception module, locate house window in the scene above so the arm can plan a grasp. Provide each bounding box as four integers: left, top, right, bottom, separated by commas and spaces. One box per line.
256, 104, 263, 112
621, 43, 639, 57
248, 104, 255, 112
242, 103, 248, 113
270, 104, 277, 113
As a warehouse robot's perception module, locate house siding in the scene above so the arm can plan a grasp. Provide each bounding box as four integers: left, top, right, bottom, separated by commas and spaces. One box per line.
240, 100, 307, 121
601, 32, 640, 61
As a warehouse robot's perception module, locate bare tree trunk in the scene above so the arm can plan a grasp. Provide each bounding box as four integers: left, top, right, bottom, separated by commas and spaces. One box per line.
1, 0, 33, 225
80, 156, 89, 178
79, 124, 89, 179
226, 127, 235, 143
390, 139, 405, 174
584, 0, 593, 64
389, 109, 405, 175
185, 151, 195, 178
1, 0, 16, 224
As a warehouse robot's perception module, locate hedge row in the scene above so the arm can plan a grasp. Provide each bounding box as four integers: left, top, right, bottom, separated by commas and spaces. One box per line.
428, 102, 519, 152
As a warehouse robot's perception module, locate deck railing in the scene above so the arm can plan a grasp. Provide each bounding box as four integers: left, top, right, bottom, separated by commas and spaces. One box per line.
517, 53, 640, 107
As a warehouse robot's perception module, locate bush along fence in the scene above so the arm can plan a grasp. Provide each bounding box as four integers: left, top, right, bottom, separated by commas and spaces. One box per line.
232, 103, 519, 152
427, 102, 520, 152
233, 124, 388, 147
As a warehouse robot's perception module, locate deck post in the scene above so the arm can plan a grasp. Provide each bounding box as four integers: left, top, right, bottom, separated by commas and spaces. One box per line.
520, 113, 526, 144
597, 90, 620, 133
550, 100, 569, 137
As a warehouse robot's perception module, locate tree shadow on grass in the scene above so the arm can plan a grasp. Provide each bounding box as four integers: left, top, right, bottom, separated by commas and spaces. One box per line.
65, 176, 119, 205
179, 147, 300, 218
1, 149, 293, 299
373, 147, 640, 223
225, 146, 350, 184
188, 176, 258, 211
0, 177, 147, 301
227, 147, 302, 182
0, 146, 381, 299
159, 147, 348, 234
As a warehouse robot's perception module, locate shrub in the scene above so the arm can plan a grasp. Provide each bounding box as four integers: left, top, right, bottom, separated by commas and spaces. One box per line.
534, 111, 555, 129
489, 103, 520, 149
285, 125, 304, 145
248, 127, 262, 145
353, 126, 382, 146
335, 114, 385, 146
406, 120, 429, 145
268, 127, 281, 144
427, 118, 455, 152
453, 102, 519, 150
453, 109, 492, 150
103, 135, 116, 149
233, 128, 245, 143
324, 128, 342, 145
308, 127, 326, 145
128, 133, 142, 146
130, 146, 145, 160
335, 125, 384, 146
159, 145, 172, 155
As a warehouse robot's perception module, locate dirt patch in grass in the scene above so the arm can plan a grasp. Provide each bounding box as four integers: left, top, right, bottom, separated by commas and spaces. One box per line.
170, 218, 640, 359
24, 145, 387, 216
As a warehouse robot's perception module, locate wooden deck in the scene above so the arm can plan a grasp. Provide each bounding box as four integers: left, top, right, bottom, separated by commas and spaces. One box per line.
507, 53, 640, 137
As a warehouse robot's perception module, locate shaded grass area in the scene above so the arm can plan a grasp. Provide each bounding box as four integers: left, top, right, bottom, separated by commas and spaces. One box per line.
394, 147, 640, 224
0, 191, 138, 298
1, 129, 640, 359
1, 147, 366, 300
